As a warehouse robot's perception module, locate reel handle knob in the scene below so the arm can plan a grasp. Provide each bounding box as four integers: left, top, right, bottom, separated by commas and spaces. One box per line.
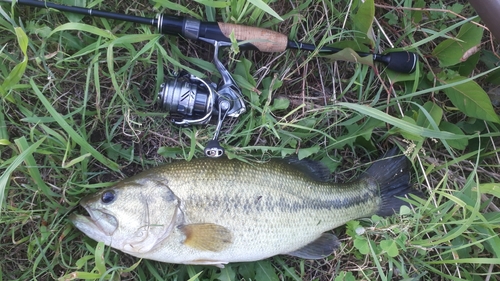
204, 140, 225, 158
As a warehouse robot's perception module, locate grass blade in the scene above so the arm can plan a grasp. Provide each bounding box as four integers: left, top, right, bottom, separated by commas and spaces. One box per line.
337, 102, 470, 140
247, 0, 283, 21
30, 79, 120, 171
0, 137, 45, 215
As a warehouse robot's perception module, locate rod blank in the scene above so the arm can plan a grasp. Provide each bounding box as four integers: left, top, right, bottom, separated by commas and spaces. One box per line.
4, 0, 418, 73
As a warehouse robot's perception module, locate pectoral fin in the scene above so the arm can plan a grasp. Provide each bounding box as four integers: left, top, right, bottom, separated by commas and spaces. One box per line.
180, 223, 233, 252
287, 233, 340, 259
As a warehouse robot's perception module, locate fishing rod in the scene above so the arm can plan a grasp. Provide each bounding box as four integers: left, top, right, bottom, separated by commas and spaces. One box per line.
4, 0, 417, 74
3, 0, 418, 158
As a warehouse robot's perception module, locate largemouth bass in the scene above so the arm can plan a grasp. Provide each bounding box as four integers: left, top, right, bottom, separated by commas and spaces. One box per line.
70, 148, 420, 267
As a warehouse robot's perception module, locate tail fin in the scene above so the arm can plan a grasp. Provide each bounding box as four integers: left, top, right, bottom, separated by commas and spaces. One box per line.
364, 147, 422, 216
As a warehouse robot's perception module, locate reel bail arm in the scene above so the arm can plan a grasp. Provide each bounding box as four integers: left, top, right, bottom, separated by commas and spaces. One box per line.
201, 40, 246, 158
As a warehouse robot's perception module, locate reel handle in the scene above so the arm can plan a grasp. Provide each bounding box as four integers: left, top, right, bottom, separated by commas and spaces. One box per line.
204, 99, 230, 158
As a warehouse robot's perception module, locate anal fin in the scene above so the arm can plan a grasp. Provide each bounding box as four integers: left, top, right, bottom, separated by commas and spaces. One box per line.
287, 233, 340, 259
180, 223, 233, 252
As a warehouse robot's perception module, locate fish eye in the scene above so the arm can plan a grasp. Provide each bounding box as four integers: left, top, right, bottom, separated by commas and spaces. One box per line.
101, 190, 116, 204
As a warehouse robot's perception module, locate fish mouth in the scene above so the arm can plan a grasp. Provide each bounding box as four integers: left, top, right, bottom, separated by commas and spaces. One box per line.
70, 202, 119, 239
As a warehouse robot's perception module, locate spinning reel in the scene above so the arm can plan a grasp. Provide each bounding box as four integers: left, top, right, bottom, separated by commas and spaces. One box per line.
157, 41, 245, 158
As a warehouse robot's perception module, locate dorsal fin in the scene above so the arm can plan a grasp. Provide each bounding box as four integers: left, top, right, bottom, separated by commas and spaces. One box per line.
283, 157, 331, 182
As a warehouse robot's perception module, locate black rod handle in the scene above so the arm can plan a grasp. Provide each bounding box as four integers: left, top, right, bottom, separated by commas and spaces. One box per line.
373, 51, 418, 74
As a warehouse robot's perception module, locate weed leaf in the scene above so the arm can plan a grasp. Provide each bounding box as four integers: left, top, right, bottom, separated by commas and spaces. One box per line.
216, 266, 236, 281
0, 103, 9, 143
416, 101, 443, 128
15, 26, 28, 54
187, 271, 204, 281
49, 23, 117, 39
1, 27, 27, 102
238, 263, 256, 280
273, 257, 302, 280
194, 0, 230, 9
255, 260, 279, 281
335, 272, 356, 281
61, 0, 86, 22
58, 271, 107, 280
14, 137, 59, 198
323, 48, 374, 68
439, 121, 468, 150
386, 67, 419, 84
271, 97, 290, 111
30, 79, 120, 171
298, 145, 320, 160
0, 137, 44, 215
352, 0, 375, 43
474, 183, 500, 198
94, 242, 106, 275
353, 237, 369, 255
380, 240, 399, 257
62, 153, 92, 168
441, 76, 500, 124
247, 0, 283, 21
393, 116, 423, 141
433, 22, 483, 67
338, 102, 469, 139
153, 0, 202, 18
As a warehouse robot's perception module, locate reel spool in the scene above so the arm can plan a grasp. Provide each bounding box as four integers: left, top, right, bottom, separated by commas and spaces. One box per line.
157, 73, 215, 126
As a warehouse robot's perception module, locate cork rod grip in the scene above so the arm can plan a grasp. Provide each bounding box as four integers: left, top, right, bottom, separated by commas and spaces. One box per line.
217, 23, 288, 52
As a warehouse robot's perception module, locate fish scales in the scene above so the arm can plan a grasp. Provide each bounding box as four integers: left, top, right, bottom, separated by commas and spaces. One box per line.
136, 159, 380, 263
71, 149, 419, 267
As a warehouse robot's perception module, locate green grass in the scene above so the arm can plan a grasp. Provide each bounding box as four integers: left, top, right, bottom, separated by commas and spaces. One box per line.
1, 0, 500, 280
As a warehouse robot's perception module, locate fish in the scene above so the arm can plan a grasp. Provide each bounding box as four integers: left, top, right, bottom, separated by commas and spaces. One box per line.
70, 148, 421, 267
